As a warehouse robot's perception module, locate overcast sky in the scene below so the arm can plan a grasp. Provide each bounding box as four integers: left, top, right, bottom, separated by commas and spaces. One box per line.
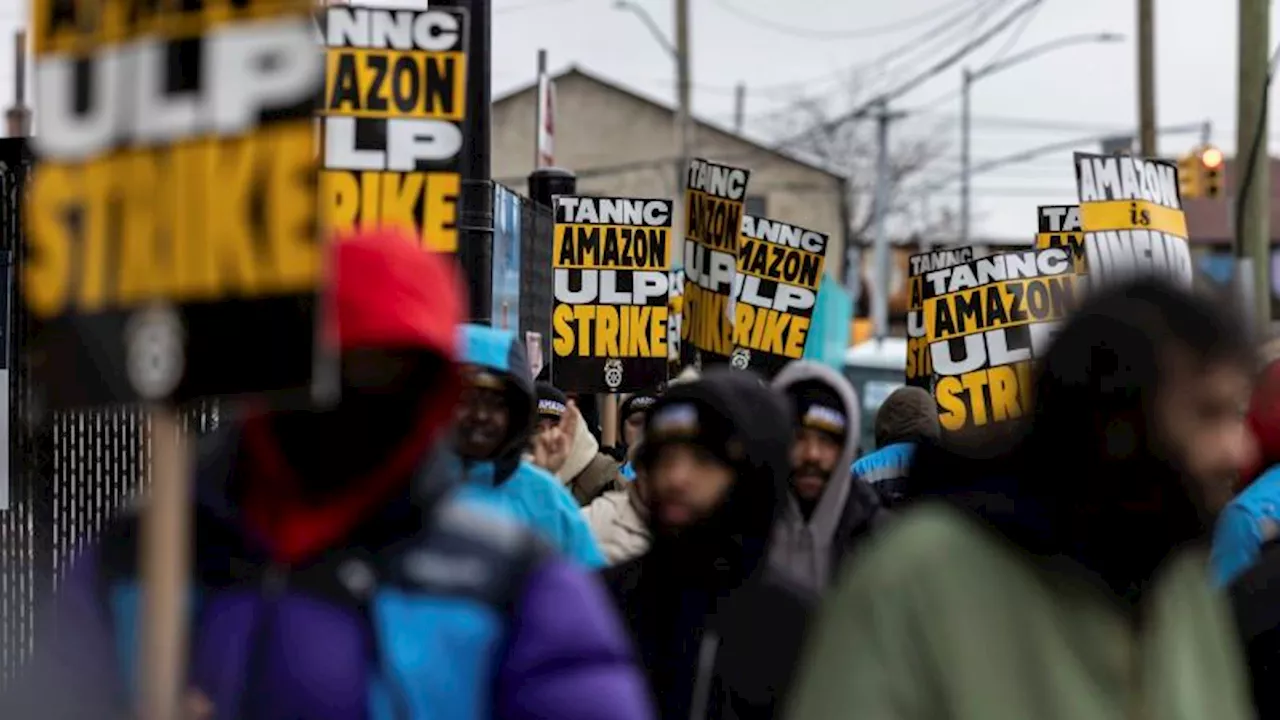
2, 0, 1278, 241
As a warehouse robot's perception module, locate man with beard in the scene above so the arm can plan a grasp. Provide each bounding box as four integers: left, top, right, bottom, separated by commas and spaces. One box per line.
4, 229, 651, 720
454, 324, 605, 567
604, 369, 814, 720
770, 360, 884, 593
789, 279, 1256, 719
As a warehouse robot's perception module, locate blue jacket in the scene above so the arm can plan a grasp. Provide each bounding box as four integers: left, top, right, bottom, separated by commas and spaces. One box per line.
1211, 466, 1280, 586
850, 442, 916, 507
457, 325, 605, 568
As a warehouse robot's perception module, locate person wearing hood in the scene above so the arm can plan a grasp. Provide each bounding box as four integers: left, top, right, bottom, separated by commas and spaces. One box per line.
616, 390, 661, 481
1211, 357, 1280, 585
533, 381, 626, 505
453, 326, 606, 567
770, 360, 883, 593
604, 368, 814, 720
850, 385, 940, 508
788, 278, 1256, 720
4, 229, 652, 720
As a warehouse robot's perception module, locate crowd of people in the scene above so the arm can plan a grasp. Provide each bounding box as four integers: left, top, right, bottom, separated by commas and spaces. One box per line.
10, 228, 1280, 718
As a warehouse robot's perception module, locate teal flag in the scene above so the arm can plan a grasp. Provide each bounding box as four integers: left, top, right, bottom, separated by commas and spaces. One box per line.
802, 274, 852, 370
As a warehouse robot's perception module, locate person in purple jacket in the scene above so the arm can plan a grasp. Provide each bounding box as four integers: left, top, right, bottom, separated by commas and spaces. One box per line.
4, 229, 653, 720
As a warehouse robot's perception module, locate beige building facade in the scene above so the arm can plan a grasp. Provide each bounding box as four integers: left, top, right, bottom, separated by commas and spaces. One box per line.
492, 67, 847, 275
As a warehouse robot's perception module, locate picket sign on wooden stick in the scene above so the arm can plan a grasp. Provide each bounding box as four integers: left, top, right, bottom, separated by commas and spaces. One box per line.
138, 407, 192, 720
602, 394, 620, 448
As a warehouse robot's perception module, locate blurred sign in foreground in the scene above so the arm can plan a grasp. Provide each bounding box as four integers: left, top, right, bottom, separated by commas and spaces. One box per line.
26, 0, 326, 411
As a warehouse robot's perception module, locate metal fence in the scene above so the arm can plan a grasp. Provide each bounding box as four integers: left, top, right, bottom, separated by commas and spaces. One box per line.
0, 140, 220, 688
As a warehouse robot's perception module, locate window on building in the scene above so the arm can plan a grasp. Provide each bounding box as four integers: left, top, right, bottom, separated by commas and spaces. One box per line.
744, 195, 767, 217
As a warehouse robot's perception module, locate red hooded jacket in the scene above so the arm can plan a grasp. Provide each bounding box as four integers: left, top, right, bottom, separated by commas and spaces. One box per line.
242, 228, 466, 562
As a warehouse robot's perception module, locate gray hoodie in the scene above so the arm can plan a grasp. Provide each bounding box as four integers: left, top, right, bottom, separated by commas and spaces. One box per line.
769, 360, 873, 593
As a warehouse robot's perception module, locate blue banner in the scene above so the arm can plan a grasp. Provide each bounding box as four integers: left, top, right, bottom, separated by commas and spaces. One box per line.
492, 185, 523, 331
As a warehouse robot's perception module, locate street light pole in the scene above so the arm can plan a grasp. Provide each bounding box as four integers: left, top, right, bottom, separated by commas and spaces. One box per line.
674, 0, 692, 269
615, 0, 690, 266
960, 68, 972, 245
958, 32, 1123, 246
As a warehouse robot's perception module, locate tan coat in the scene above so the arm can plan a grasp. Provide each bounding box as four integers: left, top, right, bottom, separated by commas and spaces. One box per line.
582, 485, 651, 565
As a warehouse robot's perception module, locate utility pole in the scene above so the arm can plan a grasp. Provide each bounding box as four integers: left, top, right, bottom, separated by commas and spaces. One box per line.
871, 101, 904, 340
1137, 0, 1157, 156
733, 82, 745, 134
437, 0, 493, 324
5, 30, 30, 137
1237, 0, 1270, 329
534, 49, 548, 169
673, 0, 692, 269
959, 68, 972, 246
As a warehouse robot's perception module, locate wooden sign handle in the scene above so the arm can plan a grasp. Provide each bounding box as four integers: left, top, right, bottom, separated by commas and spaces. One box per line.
138, 406, 192, 720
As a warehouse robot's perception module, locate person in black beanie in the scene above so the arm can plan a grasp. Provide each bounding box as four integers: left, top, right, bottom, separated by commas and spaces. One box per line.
616, 389, 661, 480
771, 360, 883, 594
603, 369, 813, 719
532, 381, 626, 506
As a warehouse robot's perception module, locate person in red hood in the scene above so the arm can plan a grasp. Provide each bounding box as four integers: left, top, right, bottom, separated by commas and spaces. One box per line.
7, 228, 653, 720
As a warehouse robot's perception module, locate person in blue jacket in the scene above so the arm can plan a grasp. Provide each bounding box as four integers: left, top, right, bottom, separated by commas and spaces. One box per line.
850, 385, 939, 509
454, 324, 606, 567
1212, 357, 1280, 586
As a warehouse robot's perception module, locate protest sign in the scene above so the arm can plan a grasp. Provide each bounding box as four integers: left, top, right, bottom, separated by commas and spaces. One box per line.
1035, 205, 1087, 274
916, 248, 1078, 433
28, 2, 324, 715
668, 267, 685, 370
730, 215, 827, 377
1072, 152, 1193, 288
319, 5, 467, 252
905, 246, 974, 389
552, 196, 672, 392
682, 158, 750, 366
26, 0, 325, 410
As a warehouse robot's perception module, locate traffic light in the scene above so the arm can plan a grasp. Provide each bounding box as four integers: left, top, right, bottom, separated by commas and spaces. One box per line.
1178, 153, 1203, 199
1200, 145, 1224, 199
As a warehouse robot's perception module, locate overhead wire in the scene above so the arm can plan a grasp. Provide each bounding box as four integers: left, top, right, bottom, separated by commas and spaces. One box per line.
707, 0, 982, 41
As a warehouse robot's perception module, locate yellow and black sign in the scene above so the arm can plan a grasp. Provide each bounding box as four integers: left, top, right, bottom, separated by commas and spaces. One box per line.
682, 157, 750, 366
1035, 205, 1087, 274
552, 196, 672, 392
26, 0, 324, 410
320, 6, 467, 252
905, 246, 974, 387
732, 215, 827, 377
916, 248, 1077, 433
1073, 152, 1193, 289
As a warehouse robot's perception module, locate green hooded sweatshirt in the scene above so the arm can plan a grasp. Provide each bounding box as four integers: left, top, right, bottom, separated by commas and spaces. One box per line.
787, 502, 1254, 720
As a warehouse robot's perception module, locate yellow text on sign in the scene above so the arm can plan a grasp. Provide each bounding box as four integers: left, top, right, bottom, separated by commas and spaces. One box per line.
935, 362, 1035, 432
554, 225, 670, 270
681, 282, 734, 356
1035, 232, 1088, 274
1079, 200, 1187, 237
32, 0, 299, 53
25, 123, 318, 319
320, 169, 459, 252
552, 305, 669, 358
325, 49, 466, 121
922, 276, 1077, 343
737, 240, 822, 290
685, 189, 741, 253
734, 303, 809, 358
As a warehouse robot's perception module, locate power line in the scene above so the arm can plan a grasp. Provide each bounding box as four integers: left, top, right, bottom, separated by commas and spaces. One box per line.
708, 0, 980, 41
982, 0, 1042, 69
774, 0, 1045, 150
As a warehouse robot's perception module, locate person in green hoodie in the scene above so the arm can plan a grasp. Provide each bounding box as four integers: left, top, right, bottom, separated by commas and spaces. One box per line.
788, 278, 1257, 720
